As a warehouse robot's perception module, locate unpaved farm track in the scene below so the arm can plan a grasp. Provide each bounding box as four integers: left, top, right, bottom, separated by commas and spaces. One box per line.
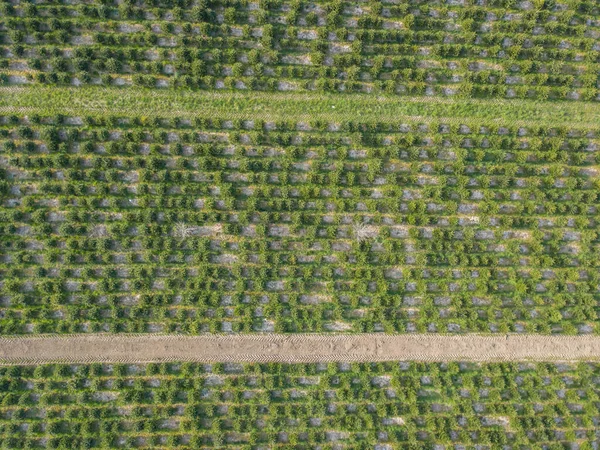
1, 334, 600, 364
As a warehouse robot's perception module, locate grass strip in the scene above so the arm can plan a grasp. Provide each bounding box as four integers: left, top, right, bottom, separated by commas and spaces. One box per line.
2, 86, 600, 125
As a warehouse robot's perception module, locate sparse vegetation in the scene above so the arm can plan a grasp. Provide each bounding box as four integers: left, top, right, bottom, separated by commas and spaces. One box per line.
173, 222, 195, 240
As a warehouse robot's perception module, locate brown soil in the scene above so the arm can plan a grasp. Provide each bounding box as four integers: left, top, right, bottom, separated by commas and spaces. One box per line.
1, 334, 600, 364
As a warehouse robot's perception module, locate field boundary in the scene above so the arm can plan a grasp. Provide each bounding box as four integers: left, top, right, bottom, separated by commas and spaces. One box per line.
1, 334, 600, 364
2, 86, 599, 126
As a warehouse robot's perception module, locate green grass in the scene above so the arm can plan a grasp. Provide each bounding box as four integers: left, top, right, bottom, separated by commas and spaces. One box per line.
3, 86, 600, 126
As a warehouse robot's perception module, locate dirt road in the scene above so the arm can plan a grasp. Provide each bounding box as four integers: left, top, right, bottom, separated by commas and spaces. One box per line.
1, 334, 600, 364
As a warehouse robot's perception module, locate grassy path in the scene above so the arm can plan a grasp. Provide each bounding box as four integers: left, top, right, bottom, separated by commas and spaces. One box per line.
2, 86, 600, 125
1, 334, 600, 364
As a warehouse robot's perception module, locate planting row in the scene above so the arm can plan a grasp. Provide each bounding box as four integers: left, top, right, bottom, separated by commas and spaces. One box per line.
0, 113, 598, 334
0, 360, 599, 448
1, 0, 599, 100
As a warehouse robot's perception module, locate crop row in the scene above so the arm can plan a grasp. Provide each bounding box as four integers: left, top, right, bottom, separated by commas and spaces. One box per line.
1, 0, 599, 101
0, 113, 598, 334
0, 360, 599, 448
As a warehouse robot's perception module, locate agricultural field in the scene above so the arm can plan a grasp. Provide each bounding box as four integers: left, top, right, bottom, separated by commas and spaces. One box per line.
1, 361, 600, 448
0, 0, 599, 337
0, 0, 599, 102
1, 0, 600, 447
1, 0, 600, 337
1, 103, 600, 334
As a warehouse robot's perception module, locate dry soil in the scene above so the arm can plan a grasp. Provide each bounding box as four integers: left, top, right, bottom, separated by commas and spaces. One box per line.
1, 334, 600, 364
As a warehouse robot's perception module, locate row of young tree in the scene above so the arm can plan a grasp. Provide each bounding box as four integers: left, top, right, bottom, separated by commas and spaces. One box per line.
1, 0, 599, 98
0, 361, 598, 448
1, 110, 598, 335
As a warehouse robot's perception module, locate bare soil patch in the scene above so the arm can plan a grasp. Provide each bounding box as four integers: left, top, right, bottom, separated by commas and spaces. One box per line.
1, 334, 599, 364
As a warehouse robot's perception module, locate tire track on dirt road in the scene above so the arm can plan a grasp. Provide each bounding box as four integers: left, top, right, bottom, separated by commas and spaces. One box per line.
1, 334, 600, 364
